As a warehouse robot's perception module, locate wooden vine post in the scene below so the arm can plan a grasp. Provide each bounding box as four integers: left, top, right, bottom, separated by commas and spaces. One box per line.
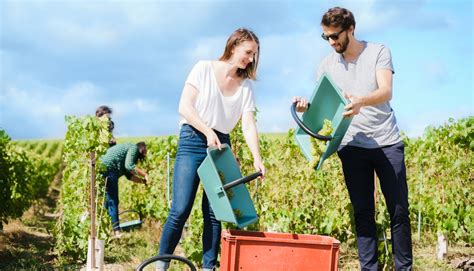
90, 152, 96, 269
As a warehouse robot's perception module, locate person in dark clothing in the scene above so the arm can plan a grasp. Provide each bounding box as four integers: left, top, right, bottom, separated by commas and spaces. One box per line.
294, 7, 412, 271
100, 142, 149, 237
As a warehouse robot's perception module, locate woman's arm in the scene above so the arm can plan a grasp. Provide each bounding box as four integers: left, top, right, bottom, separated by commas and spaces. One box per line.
179, 83, 222, 149
241, 111, 265, 177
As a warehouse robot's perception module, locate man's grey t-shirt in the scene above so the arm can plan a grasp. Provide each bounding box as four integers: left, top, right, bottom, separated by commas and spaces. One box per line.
317, 41, 401, 149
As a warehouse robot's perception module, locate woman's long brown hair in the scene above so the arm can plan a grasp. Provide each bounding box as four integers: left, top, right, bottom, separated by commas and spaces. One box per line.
219, 28, 260, 80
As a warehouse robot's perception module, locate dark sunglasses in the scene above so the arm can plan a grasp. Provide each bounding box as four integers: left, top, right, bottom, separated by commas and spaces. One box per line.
321, 29, 346, 41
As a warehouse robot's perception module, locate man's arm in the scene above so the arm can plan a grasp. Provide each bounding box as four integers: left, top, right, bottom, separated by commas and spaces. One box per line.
343, 69, 393, 117
130, 169, 148, 184
125, 147, 148, 184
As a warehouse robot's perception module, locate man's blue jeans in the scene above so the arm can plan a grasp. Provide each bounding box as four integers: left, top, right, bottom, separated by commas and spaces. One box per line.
158, 124, 230, 269
338, 141, 413, 271
104, 170, 120, 230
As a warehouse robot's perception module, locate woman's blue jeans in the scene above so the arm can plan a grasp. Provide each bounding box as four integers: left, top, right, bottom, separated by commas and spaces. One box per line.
104, 170, 120, 230
158, 124, 230, 269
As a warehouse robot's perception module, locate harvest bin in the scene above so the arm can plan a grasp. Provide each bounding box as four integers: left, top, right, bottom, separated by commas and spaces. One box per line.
197, 144, 260, 228
292, 73, 353, 170
220, 230, 340, 271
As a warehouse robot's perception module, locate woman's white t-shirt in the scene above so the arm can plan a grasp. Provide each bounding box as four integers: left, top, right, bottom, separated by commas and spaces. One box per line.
179, 60, 256, 134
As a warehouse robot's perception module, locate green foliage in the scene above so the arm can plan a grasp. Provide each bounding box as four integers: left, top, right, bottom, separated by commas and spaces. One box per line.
12, 139, 64, 168
404, 116, 473, 243
52, 116, 472, 267
119, 136, 178, 222
0, 130, 57, 227
310, 119, 333, 168
249, 129, 353, 240
115, 117, 473, 267
54, 115, 111, 262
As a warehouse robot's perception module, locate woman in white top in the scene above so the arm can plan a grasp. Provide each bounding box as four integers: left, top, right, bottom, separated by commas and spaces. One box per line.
157, 28, 265, 271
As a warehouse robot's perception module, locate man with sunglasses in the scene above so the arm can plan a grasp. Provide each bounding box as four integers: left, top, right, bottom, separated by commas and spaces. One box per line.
294, 7, 412, 271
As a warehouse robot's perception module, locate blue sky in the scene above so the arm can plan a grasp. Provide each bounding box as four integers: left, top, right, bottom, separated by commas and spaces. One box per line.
0, 0, 472, 140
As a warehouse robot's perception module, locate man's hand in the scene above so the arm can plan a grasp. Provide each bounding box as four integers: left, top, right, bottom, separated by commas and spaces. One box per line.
343, 92, 364, 117
292, 97, 309, 112
130, 174, 148, 185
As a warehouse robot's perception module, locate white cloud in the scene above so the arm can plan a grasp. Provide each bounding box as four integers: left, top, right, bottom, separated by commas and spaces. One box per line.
133, 98, 158, 112
257, 96, 302, 134
335, 0, 454, 34
186, 36, 225, 63
117, 2, 213, 30
257, 28, 328, 96
110, 98, 160, 118
0, 79, 168, 138
1, 81, 101, 118
2, 1, 170, 52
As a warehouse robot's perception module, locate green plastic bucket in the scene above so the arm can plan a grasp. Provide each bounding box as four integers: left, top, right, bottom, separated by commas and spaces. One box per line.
291, 73, 353, 170
112, 209, 143, 231
197, 144, 260, 228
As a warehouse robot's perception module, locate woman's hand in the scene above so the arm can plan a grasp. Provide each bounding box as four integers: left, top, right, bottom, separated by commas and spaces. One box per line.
205, 130, 222, 150
253, 159, 266, 180
292, 96, 309, 112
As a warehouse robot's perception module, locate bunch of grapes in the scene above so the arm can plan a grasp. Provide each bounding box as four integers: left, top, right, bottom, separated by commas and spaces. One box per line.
218, 170, 225, 182
309, 119, 333, 168
233, 208, 242, 219
218, 170, 234, 200
219, 170, 240, 218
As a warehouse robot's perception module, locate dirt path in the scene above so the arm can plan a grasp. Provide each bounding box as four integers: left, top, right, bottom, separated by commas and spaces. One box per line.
0, 166, 62, 270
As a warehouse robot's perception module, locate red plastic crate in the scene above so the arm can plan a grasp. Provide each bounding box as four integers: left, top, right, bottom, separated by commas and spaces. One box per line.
220, 229, 340, 271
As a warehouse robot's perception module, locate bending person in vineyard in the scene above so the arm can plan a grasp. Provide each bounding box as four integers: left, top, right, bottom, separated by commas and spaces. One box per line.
100, 142, 149, 238
95, 105, 117, 146
294, 7, 412, 270
156, 28, 265, 271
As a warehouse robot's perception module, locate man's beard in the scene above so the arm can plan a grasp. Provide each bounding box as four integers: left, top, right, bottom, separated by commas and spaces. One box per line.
335, 32, 349, 54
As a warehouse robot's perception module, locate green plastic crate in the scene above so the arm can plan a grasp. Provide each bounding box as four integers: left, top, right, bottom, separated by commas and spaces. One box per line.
294, 73, 353, 169
197, 144, 258, 228
116, 209, 143, 231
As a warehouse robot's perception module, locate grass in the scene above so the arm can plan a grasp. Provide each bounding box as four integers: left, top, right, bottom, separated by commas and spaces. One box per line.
338, 239, 473, 270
